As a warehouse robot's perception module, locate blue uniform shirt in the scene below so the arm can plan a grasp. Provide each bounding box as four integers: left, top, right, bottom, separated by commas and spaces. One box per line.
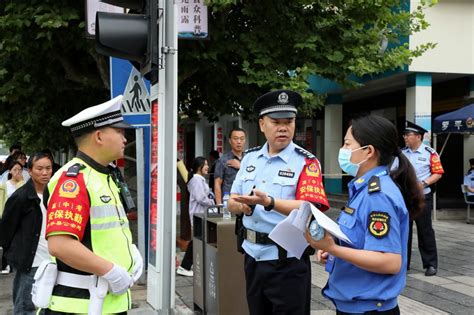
231, 141, 315, 261
464, 169, 474, 197
322, 166, 409, 313
402, 143, 444, 194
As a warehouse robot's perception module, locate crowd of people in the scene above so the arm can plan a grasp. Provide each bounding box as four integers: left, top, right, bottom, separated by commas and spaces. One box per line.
177, 89, 472, 315
0, 95, 143, 314
0, 89, 472, 314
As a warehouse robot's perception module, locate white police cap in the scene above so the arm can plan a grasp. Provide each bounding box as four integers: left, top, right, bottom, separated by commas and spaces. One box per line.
62, 95, 133, 137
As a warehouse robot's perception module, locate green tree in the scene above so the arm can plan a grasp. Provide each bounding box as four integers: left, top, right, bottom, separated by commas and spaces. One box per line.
179, 0, 436, 119
0, 0, 108, 152
0, 0, 435, 150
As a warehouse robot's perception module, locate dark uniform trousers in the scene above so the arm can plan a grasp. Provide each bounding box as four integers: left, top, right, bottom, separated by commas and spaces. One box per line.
244, 254, 311, 315
408, 193, 438, 269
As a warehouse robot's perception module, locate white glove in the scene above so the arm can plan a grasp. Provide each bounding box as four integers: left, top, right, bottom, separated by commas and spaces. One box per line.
102, 264, 133, 295
131, 244, 143, 283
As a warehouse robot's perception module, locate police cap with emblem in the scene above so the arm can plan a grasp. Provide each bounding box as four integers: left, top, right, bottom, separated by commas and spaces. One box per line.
253, 89, 302, 119
404, 121, 427, 136
62, 95, 133, 137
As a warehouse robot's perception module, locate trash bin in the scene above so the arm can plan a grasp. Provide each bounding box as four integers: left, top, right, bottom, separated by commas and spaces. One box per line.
204, 215, 248, 315
193, 213, 205, 312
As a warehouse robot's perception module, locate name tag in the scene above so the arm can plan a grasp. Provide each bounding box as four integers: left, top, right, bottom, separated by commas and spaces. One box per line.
418, 157, 427, 161
278, 170, 295, 178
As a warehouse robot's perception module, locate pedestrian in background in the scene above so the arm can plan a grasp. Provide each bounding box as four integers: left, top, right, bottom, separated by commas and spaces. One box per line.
464, 158, 474, 202
1, 151, 30, 184
402, 121, 444, 276
214, 128, 246, 204
208, 149, 220, 192
177, 156, 215, 277
228, 90, 329, 314
306, 115, 424, 314
45, 95, 142, 314
0, 152, 53, 314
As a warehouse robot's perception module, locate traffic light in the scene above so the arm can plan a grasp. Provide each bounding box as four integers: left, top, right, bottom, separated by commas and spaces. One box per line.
95, 0, 158, 78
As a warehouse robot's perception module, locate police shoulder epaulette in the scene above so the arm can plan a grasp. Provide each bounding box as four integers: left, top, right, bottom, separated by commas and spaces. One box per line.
66, 163, 85, 177
245, 146, 261, 154
401, 146, 408, 151
368, 176, 381, 193
295, 147, 316, 159
424, 146, 436, 154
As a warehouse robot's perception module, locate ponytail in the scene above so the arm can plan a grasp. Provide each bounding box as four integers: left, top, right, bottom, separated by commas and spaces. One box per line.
390, 151, 424, 219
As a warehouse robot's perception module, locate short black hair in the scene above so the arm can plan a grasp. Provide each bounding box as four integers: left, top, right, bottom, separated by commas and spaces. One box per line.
9, 143, 22, 153
229, 127, 246, 138
27, 152, 53, 170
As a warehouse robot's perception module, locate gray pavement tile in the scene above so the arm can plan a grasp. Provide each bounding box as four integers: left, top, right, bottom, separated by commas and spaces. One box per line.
441, 283, 474, 298
447, 275, 474, 286
408, 273, 455, 285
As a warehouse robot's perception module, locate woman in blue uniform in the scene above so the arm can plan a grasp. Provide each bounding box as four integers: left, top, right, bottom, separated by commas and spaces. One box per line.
306, 115, 423, 314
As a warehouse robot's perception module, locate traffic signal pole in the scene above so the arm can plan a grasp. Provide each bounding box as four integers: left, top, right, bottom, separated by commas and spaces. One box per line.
146, 0, 178, 312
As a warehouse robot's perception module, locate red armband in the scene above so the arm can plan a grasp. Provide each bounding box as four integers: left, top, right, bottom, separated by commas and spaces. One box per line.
46, 172, 90, 241
296, 158, 329, 211
430, 153, 444, 174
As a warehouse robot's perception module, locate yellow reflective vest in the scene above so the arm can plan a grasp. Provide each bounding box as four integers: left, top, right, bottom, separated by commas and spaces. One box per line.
46, 155, 133, 314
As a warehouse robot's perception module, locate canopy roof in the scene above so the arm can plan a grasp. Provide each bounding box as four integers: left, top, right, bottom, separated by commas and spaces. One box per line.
433, 103, 474, 134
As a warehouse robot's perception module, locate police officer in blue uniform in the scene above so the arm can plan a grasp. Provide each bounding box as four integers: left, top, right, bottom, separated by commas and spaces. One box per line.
228, 90, 329, 315
305, 115, 423, 315
402, 121, 444, 276
464, 158, 474, 202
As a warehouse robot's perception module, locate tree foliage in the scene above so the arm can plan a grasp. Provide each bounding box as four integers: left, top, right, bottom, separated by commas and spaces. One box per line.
0, 0, 109, 152
0, 0, 436, 150
179, 0, 436, 120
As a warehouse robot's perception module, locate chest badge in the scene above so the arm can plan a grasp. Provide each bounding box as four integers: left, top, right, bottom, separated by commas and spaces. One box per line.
246, 165, 255, 173
418, 157, 427, 161
278, 170, 295, 178
100, 195, 112, 203
368, 211, 390, 239
343, 206, 355, 215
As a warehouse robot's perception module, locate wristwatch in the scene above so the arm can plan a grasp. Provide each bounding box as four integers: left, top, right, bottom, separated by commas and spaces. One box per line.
264, 195, 275, 211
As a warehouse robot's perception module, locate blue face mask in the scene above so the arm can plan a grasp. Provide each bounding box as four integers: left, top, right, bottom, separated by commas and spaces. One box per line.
338, 146, 368, 177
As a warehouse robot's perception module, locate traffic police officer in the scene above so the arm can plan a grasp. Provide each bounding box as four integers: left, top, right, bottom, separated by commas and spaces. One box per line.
402, 121, 444, 276
45, 95, 143, 314
305, 115, 423, 314
228, 90, 329, 314
464, 158, 474, 202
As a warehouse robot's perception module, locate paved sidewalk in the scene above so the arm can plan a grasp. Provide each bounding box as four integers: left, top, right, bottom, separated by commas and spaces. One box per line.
1, 210, 473, 314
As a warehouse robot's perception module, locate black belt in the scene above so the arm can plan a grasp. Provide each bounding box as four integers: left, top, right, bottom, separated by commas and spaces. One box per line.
243, 228, 274, 245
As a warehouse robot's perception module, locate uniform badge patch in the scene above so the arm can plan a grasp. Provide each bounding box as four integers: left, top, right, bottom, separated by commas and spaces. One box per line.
59, 179, 80, 198
368, 211, 390, 238
246, 165, 255, 173
305, 162, 320, 177
100, 195, 112, 203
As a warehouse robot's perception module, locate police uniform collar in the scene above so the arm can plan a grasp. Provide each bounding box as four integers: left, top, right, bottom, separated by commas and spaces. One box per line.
259, 141, 294, 163
408, 142, 424, 153
351, 166, 387, 191
76, 151, 110, 174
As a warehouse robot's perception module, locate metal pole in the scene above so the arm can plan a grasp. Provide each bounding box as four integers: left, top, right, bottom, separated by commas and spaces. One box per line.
433, 133, 437, 221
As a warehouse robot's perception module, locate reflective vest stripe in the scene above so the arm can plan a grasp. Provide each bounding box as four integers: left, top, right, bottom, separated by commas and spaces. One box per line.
91, 221, 130, 230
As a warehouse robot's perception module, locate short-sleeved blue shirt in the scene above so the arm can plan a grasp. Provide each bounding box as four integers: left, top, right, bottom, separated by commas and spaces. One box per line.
464, 169, 474, 197
322, 166, 409, 313
231, 141, 316, 261
402, 143, 444, 194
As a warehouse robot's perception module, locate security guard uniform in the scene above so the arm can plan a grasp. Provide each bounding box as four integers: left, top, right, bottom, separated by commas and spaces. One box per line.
402, 122, 444, 271
323, 166, 409, 313
231, 90, 329, 314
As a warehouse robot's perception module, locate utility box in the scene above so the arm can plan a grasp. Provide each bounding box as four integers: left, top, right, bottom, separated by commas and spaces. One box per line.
204, 216, 248, 315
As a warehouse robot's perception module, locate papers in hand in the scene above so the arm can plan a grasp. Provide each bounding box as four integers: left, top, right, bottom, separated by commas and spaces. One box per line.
268, 201, 352, 259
